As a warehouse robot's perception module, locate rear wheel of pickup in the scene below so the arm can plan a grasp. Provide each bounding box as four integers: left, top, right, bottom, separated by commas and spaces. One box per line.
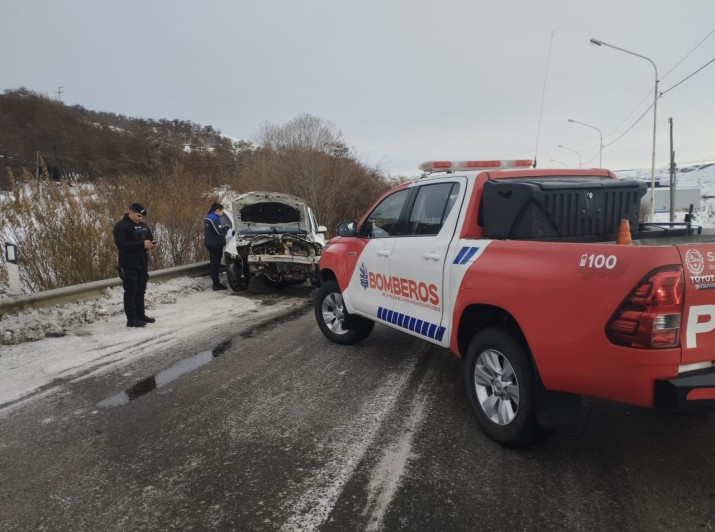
465, 327, 547, 447
315, 279, 374, 345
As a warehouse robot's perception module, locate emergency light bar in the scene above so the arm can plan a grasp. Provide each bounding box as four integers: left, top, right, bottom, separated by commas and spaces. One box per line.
418, 159, 534, 172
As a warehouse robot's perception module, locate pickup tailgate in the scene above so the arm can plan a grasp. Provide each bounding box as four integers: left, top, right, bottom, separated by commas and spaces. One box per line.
680, 243, 715, 366
652, 244, 715, 410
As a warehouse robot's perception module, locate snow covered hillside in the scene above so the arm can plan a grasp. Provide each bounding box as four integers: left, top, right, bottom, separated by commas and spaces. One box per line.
615, 162, 715, 227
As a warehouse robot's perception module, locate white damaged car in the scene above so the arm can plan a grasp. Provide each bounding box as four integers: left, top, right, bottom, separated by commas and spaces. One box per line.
222, 191, 327, 291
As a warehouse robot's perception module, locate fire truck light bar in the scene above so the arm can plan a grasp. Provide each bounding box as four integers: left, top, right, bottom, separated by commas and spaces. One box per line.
418, 159, 534, 172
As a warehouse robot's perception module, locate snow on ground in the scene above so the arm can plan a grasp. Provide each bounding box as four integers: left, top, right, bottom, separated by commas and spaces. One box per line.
0, 276, 211, 345
0, 274, 305, 414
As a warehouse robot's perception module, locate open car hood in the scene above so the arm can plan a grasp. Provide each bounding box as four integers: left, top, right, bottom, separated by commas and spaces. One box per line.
231, 191, 311, 236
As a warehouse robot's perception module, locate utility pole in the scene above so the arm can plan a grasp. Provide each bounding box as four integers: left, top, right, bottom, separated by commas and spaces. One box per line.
56, 86, 64, 102
669, 118, 676, 223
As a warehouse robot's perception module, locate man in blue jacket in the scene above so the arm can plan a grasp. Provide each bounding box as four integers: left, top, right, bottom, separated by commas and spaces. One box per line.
204, 202, 230, 290
113, 203, 158, 327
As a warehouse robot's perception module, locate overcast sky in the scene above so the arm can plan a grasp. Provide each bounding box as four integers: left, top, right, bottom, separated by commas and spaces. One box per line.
4, 1, 715, 176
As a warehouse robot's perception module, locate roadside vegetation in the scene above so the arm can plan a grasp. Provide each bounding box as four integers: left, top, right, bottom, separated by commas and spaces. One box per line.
0, 90, 399, 294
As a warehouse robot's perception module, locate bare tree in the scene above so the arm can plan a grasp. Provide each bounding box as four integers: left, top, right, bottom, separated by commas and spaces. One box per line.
244, 114, 391, 233
255, 114, 349, 157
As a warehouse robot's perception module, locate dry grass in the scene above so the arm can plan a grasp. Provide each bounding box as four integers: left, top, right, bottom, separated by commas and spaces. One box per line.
0, 165, 220, 294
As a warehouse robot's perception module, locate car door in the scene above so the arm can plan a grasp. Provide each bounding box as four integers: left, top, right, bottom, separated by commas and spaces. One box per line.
343, 188, 411, 321
388, 180, 464, 346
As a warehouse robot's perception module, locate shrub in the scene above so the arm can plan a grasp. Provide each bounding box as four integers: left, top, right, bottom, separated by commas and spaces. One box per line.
0, 165, 221, 294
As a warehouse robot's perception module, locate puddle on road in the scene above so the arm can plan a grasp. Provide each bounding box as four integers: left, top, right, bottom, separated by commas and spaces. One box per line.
240, 299, 312, 338
97, 340, 231, 408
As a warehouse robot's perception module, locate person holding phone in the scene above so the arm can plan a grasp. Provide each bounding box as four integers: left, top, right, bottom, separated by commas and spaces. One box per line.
113, 203, 158, 327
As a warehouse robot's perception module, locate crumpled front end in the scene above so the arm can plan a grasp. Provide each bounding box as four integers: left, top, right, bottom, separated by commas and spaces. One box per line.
222, 191, 326, 290
241, 233, 322, 284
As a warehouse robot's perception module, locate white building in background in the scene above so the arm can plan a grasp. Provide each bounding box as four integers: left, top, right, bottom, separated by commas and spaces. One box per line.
644, 187, 701, 213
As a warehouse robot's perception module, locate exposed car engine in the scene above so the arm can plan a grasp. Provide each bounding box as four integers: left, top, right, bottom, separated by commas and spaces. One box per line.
221, 192, 327, 290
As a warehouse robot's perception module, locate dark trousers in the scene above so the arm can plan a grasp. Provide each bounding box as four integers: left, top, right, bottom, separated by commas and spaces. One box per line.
123, 267, 149, 320
206, 246, 223, 286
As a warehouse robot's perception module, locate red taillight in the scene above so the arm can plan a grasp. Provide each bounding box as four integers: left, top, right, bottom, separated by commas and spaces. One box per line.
686, 388, 715, 400
606, 266, 684, 349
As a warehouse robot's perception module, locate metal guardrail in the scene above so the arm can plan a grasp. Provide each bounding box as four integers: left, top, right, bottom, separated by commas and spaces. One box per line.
0, 262, 210, 315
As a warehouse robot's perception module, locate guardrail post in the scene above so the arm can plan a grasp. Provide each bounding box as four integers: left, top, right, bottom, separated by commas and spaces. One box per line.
4, 242, 21, 295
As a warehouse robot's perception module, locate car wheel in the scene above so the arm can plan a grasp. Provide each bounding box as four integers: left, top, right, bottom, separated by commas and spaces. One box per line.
314, 279, 374, 345
226, 259, 249, 291
465, 327, 548, 447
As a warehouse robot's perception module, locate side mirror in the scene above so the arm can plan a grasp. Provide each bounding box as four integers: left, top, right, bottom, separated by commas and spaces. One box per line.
336, 220, 357, 237
317, 225, 328, 234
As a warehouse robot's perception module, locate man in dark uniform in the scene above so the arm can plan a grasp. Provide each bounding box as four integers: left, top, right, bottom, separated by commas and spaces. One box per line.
113, 203, 158, 327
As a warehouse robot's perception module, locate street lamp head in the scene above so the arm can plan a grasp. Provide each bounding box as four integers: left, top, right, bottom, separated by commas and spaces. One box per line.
567, 118, 575, 123
590, 38, 603, 46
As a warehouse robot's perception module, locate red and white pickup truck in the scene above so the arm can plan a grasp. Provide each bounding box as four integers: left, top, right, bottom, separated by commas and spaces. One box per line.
314, 159, 715, 446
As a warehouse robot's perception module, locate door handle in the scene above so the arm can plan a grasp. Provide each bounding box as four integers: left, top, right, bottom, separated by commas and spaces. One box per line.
423, 253, 441, 261
377, 250, 390, 257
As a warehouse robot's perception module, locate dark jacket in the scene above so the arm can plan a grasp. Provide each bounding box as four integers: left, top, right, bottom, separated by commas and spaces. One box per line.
113, 214, 154, 269
204, 212, 229, 248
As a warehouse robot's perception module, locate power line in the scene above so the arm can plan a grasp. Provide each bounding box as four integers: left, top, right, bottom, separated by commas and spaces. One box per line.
603, 99, 657, 149
599, 26, 715, 147
678, 156, 715, 164
661, 56, 715, 95
605, 89, 652, 139
578, 96, 659, 166
599, 53, 714, 152
579, 97, 657, 166
660, 26, 715, 80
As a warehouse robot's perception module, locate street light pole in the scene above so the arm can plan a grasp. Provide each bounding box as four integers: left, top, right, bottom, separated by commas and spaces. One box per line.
568, 118, 603, 167
590, 37, 658, 220
558, 144, 582, 168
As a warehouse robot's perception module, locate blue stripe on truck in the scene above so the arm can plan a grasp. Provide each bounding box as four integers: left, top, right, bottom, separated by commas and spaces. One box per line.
453, 246, 479, 265
377, 306, 445, 341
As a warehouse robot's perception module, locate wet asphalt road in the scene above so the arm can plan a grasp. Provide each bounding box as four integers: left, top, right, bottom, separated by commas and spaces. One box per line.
0, 287, 714, 531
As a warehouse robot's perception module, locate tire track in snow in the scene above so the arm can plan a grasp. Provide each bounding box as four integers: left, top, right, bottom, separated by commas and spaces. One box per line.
280, 355, 426, 531
362, 369, 432, 531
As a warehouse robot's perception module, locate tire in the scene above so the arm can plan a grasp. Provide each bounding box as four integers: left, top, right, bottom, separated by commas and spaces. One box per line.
314, 279, 374, 345
465, 327, 549, 447
226, 259, 249, 292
